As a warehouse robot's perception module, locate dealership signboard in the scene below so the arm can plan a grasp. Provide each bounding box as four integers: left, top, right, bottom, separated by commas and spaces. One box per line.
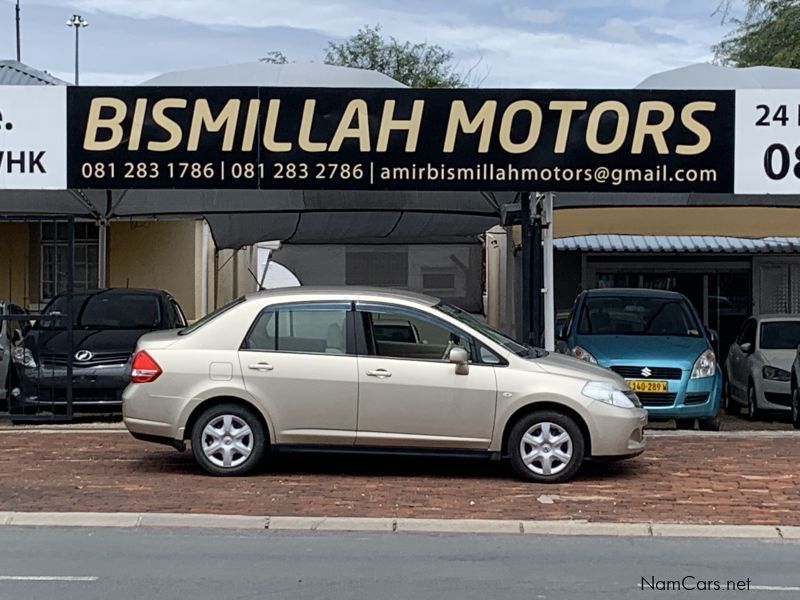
0, 85, 797, 193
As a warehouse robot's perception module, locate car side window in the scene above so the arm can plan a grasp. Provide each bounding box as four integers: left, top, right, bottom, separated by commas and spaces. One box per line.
361, 306, 471, 362
243, 303, 349, 355
737, 319, 756, 346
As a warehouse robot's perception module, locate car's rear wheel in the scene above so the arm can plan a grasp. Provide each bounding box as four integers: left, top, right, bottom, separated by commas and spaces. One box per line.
791, 388, 800, 430
191, 403, 267, 476
747, 382, 761, 421
508, 411, 584, 483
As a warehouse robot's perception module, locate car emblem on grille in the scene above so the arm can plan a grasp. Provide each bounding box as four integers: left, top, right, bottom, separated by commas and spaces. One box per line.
74, 350, 94, 363
641, 367, 652, 377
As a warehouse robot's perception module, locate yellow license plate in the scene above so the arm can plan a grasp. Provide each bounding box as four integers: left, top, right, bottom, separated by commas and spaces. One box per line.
626, 379, 668, 393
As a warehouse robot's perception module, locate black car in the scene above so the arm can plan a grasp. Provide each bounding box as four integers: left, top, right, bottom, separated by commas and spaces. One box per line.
10, 288, 186, 415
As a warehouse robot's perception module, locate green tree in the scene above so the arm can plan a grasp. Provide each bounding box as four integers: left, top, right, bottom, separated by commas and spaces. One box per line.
323, 24, 472, 87
714, 1, 800, 67
261, 25, 480, 87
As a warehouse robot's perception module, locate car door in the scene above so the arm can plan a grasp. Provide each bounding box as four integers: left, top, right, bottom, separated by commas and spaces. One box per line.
238, 301, 358, 446
729, 318, 756, 401
354, 302, 497, 450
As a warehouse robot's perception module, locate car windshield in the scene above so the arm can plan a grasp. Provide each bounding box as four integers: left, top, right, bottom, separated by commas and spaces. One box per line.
41, 293, 162, 329
578, 295, 702, 337
178, 296, 246, 335
760, 321, 800, 349
435, 303, 543, 357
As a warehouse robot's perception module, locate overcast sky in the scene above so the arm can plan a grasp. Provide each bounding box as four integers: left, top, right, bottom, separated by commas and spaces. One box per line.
2, 0, 738, 87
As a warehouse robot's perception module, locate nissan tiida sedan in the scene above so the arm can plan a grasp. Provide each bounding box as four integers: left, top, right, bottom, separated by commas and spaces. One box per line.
123, 288, 647, 483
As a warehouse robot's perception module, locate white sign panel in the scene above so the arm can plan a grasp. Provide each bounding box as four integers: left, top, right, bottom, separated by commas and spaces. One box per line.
0, 86, 67, 189
735, 90, 800, 194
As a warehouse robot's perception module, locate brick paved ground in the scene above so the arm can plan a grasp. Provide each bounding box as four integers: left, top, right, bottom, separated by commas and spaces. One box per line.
0, 432, 798, 525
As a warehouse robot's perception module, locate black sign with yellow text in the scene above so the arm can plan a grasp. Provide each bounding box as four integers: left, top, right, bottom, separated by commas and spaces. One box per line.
66, 87, 735, 191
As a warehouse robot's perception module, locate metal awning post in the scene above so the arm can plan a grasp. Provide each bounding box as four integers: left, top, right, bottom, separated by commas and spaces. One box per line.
520, 191, 545, 347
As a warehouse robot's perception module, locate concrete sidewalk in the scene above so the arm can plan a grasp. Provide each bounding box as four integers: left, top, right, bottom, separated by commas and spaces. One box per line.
1, 512, 799, 540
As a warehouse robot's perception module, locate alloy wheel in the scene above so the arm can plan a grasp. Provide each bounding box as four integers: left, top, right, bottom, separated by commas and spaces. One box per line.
519, 421, 573, 476
201, 414, 254, 469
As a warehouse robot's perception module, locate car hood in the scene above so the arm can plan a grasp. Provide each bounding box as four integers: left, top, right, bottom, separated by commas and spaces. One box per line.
24, 328, 153, 355
759, 349, 796, 371
574, 335, 710, 368
534, 351, 625, 386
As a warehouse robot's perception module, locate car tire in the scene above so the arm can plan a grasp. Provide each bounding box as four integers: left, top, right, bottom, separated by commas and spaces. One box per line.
698, 413, 721, 432
674, 418, 695, 430
792, 388, 800, 430
723, 377, 740, 415
0, 373, 9, 412
508, 410, 584, 484
191, 403, 267, 476
746, 382, 761, 421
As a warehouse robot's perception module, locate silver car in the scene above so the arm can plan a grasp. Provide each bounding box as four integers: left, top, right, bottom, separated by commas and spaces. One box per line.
0, 301, 27, 409
123, 287, 647, 483
724, 315, 800, 419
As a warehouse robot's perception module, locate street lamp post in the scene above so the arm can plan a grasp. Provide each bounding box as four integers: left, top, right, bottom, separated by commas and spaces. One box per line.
65, 14, 88, 85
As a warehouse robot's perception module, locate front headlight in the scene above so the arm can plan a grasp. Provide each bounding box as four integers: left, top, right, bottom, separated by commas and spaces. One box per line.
11, 347, 36, 368
582, 381, 638, 408
690, 349, 716, 379
763, 365, 791, 382
571, 345, 597, 364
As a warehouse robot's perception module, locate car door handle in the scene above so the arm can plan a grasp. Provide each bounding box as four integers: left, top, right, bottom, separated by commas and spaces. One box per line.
366, 369, 392, 378
248, 363, 274, 372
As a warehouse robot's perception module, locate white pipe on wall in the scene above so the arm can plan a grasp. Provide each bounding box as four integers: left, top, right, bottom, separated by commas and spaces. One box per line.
542, 192, 555, 351
200, 220, 209, 316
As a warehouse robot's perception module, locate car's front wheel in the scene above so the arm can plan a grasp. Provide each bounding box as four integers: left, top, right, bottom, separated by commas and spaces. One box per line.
191, 403, 267, 476
747, 382, 761, 421
723, 376, 740, 415
792, 388, 800, 430
508, 411, 584, 483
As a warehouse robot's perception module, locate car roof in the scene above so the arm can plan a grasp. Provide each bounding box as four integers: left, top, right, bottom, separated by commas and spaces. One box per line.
583, 287, 685, 299
54, 288, 169, 298
751, 314, 800, 323
244, 286, 439, 307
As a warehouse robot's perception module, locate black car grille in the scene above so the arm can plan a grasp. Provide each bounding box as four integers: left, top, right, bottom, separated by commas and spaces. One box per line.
764, 392, 792, 407
40, 352, 131, 367
637, 393, 676, 407
684, 393, 709, 405
610, 366, 683, 380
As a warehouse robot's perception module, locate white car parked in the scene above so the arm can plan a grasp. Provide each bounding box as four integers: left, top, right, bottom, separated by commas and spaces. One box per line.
724, 315, 800, 419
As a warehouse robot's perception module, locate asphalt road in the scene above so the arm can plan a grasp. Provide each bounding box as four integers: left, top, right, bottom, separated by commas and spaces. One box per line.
0, 527, 798, 600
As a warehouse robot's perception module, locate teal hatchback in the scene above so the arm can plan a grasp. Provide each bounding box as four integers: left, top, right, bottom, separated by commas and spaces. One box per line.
557, 289, 721, 430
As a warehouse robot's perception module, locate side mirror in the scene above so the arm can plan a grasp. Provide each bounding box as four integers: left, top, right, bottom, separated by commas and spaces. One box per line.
448, 346, 470, 375
740, 342, 753, 354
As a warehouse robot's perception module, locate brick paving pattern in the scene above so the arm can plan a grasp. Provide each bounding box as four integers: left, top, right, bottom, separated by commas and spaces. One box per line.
0, 432, 798, 525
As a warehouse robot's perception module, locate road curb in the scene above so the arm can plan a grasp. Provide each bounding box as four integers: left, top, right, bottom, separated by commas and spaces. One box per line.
0, 512, 797, 539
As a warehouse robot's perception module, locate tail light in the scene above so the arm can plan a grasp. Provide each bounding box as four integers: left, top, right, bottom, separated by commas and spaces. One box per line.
131, 350, 162, 384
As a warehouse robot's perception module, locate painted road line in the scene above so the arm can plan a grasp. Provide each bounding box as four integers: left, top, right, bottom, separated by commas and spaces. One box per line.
0, 576, 98, 582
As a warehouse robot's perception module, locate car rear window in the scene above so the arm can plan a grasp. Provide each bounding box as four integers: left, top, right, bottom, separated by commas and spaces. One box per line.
760, 321, 800, 349
578, 296, 702, 337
